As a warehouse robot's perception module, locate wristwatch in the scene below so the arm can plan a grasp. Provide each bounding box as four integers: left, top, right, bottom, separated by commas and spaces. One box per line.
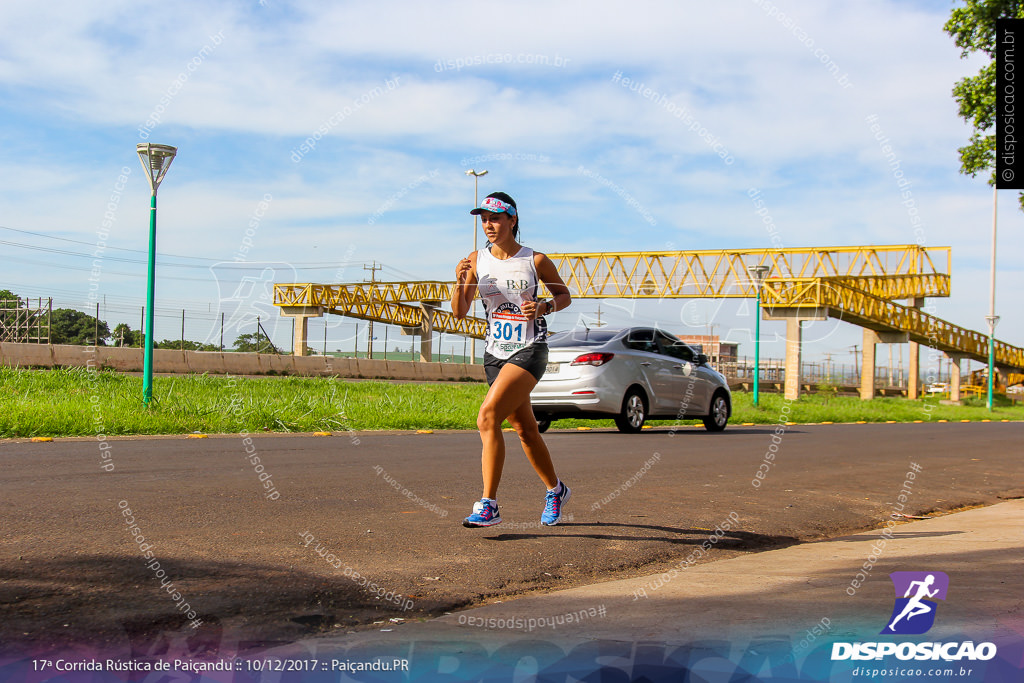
543, 300, 554, 315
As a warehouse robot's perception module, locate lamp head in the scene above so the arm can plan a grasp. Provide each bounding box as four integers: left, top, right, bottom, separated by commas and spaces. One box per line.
136, 143, 177, 192
747, 264, 770, 287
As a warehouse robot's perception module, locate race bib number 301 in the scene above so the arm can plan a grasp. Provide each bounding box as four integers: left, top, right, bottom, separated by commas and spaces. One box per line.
492, 302, 528, 350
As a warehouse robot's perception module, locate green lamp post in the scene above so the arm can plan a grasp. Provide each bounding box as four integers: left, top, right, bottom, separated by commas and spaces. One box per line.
748, 264, 770, 407
136, 143, 177, 406
986, 315, 999, 410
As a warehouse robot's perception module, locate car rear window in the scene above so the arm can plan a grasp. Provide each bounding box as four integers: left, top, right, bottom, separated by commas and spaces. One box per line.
547, 329, 622, 347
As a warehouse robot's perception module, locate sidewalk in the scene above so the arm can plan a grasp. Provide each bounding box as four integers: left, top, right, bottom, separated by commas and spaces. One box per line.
294, 499, 1024, 675
423, 498, 1024, 644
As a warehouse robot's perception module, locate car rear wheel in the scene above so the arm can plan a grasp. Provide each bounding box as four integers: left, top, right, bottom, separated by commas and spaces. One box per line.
615, 388, 647, 433
537, 418, 551, 433
703, 392, 729, 432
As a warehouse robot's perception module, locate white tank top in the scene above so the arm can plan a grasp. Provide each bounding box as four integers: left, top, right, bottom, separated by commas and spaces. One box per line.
476, 245, 549, 359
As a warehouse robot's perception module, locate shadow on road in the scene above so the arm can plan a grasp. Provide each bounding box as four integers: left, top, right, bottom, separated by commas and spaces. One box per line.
0, 554, 425, 657
485, 521, 798, 550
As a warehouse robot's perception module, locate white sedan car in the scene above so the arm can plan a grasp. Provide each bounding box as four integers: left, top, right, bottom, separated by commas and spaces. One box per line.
530, 326, 732, 433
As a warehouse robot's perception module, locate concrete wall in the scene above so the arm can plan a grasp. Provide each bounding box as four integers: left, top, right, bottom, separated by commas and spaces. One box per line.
0, 342, 486, 382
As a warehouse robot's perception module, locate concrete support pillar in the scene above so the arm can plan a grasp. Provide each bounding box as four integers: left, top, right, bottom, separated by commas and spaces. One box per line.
763, 308, 827, 401
994, 366, 1008, 394
784, 317, 803, 401
859, 330, 908, 400
861, 329, 880, 400
293, 316, 309, 357
948, 353, 963, 402
909, 342, 925, 401
908, 341, 920, 398
278, 306, 324, 357
906, 297, 924, 399
419, 302, 438, 363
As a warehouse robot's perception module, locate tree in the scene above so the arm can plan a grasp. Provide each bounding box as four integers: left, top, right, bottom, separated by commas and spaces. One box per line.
50, 308, 110, 346
232, 332, 282, 354
945, 0, 1024, 208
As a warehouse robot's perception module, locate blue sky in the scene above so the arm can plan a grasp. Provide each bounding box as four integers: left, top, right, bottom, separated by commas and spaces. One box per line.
0, 0, 1019, 373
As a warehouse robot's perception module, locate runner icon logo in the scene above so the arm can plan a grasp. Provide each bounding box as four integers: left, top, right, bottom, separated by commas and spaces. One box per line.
881, 571, 949, 635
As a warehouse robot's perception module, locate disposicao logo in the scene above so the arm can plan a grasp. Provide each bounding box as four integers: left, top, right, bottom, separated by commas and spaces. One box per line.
881, 571, 949, 635
831, 571, 998, 662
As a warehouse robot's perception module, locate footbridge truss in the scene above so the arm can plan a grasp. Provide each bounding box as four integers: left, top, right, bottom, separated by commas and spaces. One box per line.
274, 245, 1023, 398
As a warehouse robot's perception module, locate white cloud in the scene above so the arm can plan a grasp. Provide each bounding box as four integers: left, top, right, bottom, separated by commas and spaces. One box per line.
0, 0, 1019, 354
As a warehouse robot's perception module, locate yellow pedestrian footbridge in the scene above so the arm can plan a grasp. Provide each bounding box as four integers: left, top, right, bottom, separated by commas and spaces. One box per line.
274, 245, 1023, 399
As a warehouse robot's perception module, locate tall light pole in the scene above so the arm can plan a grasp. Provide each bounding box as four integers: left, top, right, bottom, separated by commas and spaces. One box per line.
748, 264, 770, 406
987, 185, 999, 411
364, 261, 382, 359
704, 321, 720, 366
465, 169, 488, 365
136, 143, 177, 406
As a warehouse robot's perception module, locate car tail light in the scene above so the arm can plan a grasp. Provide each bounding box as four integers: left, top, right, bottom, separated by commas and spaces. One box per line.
570, 352, 614, 367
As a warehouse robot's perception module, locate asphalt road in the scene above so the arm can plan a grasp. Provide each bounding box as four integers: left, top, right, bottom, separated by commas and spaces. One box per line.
2, 422, 1022, 657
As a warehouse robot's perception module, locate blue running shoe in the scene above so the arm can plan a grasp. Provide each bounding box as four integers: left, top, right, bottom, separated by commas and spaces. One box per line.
463, 499, 502, 528
541, 484, 571, 525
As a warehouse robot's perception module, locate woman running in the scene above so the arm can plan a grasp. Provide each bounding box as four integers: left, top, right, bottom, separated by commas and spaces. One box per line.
450, 191, 572, 527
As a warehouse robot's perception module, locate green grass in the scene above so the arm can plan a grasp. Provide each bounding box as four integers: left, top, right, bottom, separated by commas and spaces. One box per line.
1, 367, 1020, 438
0, 367, 486, 438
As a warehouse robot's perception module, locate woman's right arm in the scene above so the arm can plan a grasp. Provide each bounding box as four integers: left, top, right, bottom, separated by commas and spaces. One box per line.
451, 251, 478, 319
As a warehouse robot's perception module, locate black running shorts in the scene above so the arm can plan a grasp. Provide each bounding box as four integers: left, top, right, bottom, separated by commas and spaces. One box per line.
483, 344, 549, 385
